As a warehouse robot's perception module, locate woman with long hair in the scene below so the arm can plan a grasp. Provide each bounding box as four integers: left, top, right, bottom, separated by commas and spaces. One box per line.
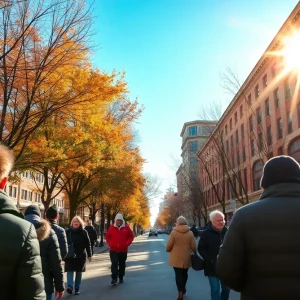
166, 216, 197, 300
65, 216, 92, 295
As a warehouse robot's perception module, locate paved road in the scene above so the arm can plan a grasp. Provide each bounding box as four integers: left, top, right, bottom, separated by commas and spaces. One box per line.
63, 234, 240, 300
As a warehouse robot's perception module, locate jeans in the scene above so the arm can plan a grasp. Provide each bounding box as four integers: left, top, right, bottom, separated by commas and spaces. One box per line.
208, 276, 230, 300
173, 267, 188, 292
110, 251, 127, 280
46, 294, 52, 300
67, 272, 82, 290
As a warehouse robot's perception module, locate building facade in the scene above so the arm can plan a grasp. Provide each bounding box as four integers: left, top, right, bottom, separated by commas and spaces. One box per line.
5, 171, 66, 223
178, 120, 217, 224
199, 2, 300, 223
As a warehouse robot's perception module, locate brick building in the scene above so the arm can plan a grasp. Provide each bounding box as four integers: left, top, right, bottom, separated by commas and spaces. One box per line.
198, 2, 300, 223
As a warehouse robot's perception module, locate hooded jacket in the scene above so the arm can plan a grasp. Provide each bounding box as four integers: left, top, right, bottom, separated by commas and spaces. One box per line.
166, 225, 196, 268
0, 190, 45, 300
48, 219, 68, 260
217, 182, 300, 300
106, 213, 134, 252
25, 214, 64, 295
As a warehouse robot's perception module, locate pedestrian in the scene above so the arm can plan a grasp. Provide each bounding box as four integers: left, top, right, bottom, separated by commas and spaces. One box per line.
85, 219, 98, 255
190, 224, 199, 238
46, 205, 68, 260
65, 216, 92, 295
217, 155, 300, 299
198, 210, 230, 300
166, 216, 197, 300
24, 205, 64, 300
106, 213, 134, 285
0, 145, 45, 299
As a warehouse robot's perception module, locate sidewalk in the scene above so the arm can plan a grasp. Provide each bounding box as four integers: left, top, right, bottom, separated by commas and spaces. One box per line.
94, 239, 109, 254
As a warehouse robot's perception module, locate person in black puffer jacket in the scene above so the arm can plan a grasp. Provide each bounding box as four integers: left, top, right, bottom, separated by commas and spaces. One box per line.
217, 156, 300, 300
65, 216, 92, 296
0, 145, 45, 300
25, 205, 64, 300
46, 205, 68, 260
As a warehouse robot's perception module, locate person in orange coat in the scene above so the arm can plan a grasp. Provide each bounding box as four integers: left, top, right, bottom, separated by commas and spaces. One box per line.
166, 216, 197, 300
106, 213, 134, 285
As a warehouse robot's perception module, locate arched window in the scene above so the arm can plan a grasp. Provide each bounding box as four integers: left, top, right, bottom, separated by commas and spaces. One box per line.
288, 138, 300, 163
253, 160, 264, 191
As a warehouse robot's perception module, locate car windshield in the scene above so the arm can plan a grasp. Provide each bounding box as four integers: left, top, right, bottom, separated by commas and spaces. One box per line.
150, 229, 156, 232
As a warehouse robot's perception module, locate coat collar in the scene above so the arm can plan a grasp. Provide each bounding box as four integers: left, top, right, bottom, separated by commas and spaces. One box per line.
260, 182, 300, 200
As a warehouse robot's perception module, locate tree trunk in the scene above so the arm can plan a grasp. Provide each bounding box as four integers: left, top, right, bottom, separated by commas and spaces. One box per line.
69, 200, 78, 223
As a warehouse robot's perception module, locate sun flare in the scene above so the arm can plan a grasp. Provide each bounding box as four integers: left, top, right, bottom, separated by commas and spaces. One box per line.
280, 31, 300, 72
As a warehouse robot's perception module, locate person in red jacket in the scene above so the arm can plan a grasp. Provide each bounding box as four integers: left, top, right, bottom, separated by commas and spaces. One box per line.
106, 213, 134, 285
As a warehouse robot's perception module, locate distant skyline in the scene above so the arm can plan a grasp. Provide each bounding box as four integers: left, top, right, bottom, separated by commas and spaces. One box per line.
89, 0, 299, 224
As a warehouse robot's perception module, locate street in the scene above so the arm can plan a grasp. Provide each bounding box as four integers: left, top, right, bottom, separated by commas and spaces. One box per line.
63, 234, 240, 300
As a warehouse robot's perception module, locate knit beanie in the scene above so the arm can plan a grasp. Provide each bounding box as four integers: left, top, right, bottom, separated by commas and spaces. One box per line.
46, 205, 58, 219
260, 155, 300, 189
24, 204, 41, 217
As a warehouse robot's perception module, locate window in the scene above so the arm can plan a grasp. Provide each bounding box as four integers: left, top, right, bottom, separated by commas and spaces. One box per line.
274, 88, 280, 108
297, 103, 300, 128
230, 135, 234, 149
235, 130, 239, 144
287, 111, 293, 134
256, 107, 262, 125
251, 140, 255, 156
230, 118, 232, 130
21, 189, 28, 200
244, 168, 248, 193
271, 62, 277, 77
267, 125, 272, 146
36, 193, 41, 203
277, 118, 283, 140
188, 126, 197, 136
258, 132, 263, 151
243, 146, 246, 162
234, 112, 238, 125
247, 93, 252, 106
285, 80, 291, 100
265, 98, 270, 116
240, 105, 243, 118
225, 125, 228, 135
190, 157, 198, 166
253, 160, 264, 191
12, 187, 17, 198
226, 140, 229, 153
278, 146, 283, 155
249, 115, 254, 132
237, 151, 240, 166
189, 141, 198, 152
255, 84, 260, 98
9, 186, 12, 197
241, 124, 244, 139
263, 74, 268, 88
288, 137, 300, 162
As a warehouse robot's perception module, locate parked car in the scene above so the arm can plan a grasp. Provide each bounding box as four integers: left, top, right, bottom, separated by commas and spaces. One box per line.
148, 229, 158, 237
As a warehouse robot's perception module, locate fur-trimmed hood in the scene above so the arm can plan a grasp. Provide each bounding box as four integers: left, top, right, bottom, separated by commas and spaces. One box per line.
36, 219, 51, 241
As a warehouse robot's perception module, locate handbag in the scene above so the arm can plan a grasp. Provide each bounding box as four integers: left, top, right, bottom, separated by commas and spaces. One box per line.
65, 231, 76, 259
191, 253, 204, 271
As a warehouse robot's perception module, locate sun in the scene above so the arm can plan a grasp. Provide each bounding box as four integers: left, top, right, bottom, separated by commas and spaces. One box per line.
280, 31, 300, 72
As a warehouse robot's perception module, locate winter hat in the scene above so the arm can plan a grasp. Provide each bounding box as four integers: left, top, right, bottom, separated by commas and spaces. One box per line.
46, 205, 58, 219
24, 204, 41, 217
114, 213, 124, 222
260, 155, 300, 189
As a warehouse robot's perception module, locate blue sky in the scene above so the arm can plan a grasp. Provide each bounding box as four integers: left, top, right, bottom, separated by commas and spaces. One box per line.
89, 0, 299, 223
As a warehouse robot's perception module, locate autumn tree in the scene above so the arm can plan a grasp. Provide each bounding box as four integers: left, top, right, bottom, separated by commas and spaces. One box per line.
0, 0, 93, 165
